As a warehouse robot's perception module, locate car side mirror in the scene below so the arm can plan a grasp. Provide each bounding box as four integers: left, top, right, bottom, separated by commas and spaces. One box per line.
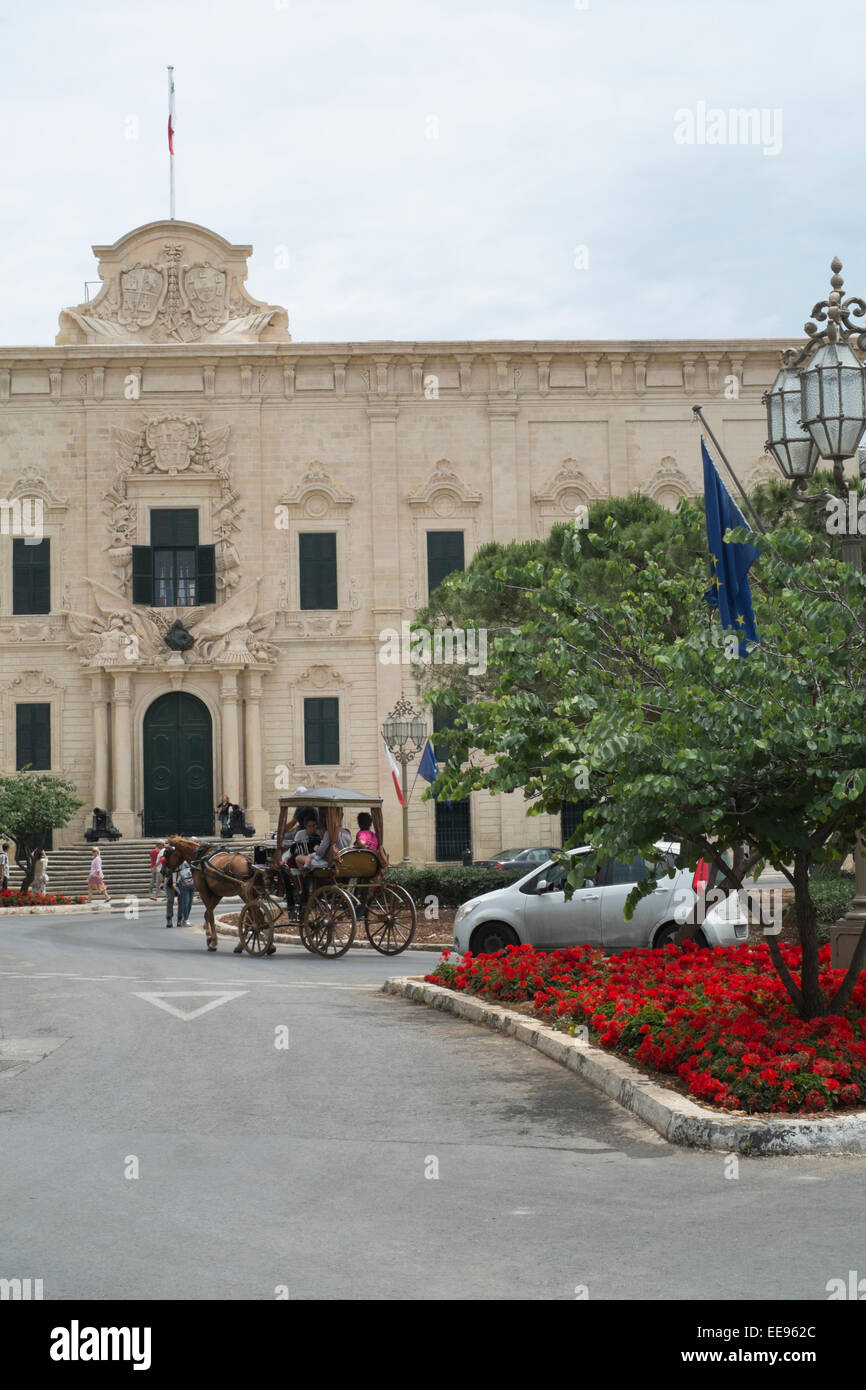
583, 877, 595, 889
536, 878, 548, 893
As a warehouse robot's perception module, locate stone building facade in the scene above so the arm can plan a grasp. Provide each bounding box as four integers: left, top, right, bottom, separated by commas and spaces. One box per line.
0, 219, 784, 855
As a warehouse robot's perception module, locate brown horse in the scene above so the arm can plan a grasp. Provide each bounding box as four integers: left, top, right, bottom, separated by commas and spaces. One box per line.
162, 836, 267, 952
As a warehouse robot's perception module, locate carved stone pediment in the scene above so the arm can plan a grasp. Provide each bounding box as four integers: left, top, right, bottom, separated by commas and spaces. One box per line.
533, 458, 606, 511
407, 460, 482, 516
278, 462, 355, 517
57, 220, 290, 345
644, 456, 696, 509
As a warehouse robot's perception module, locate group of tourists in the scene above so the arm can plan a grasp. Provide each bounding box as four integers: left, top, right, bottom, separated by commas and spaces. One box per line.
278, 803, 379, 920
149, 839, 195, 928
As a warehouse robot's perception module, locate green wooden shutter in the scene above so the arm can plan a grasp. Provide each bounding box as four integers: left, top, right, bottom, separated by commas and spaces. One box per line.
12, 539, 51, 614
196, 545, 216, 605
299, 533, 338, 609
16, 703, 51, 770
132, 546, 154, 605
304, 698, 339, 765
426, 531, 465, 596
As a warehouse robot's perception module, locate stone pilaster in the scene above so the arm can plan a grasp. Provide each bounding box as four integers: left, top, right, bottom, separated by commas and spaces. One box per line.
110, 671, 136, 839
220, 670, 241, 804
243, 669, 267, 833
90, 673, 109, 810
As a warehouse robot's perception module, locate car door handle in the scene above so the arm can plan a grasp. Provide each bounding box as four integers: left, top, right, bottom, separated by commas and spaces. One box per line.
653, 888, 669, 894
582, 893, 599, 901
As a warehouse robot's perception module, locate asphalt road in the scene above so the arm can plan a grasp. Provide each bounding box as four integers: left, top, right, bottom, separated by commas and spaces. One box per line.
1, 904, 865, 1301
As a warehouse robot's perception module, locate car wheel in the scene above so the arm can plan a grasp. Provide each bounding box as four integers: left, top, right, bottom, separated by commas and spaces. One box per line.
653, 922, 680, 948
470, 922, 520, 955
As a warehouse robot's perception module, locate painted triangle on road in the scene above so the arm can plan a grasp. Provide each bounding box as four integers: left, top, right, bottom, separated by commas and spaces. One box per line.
133, 990, 248, 1021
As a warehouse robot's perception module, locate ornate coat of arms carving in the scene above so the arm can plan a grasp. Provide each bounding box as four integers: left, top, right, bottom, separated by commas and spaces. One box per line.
182, 263, 229, 330
117, 263, 166, 329
143, 417, 200, 474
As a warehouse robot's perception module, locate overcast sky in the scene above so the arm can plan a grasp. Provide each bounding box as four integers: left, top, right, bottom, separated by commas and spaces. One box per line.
2, 0, 865, 345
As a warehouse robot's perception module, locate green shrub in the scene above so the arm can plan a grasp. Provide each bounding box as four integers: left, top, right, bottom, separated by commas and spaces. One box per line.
809, 871, 855, 927
384, 865, 513, 907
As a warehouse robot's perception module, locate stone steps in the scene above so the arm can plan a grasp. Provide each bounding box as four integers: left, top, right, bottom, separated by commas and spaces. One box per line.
7, 837, 260, 898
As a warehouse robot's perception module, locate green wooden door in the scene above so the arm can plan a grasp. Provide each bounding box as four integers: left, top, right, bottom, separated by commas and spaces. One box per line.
143, 693, 213, 837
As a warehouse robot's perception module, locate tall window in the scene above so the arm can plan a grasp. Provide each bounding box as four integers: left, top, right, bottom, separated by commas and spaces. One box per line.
132, 510, 215, 607
561, 800, 588, 846
16, 703, 50, 770
299, 533, 338, 609
433, 704, 471, 861
304, 698, 339, 765
426, 530, 464, 597
12, 539, 50, 614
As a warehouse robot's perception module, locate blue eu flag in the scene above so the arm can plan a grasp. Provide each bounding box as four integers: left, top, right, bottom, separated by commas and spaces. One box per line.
702, 439, 760, 652
418, 739, 441, 786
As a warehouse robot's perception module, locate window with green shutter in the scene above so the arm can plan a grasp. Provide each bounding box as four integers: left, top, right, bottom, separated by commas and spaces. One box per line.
426, 531, 464, 597
131, 510, 214, 606
12, 539, 51, 614
299, 533, 338, 609
304, 698, 339, 765
16, 703, 51, 770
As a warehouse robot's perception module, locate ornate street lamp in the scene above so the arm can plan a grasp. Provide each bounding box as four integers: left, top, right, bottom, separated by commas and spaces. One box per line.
764, 256, 866, 946
382, 697, 428, 863
763, 365, 820, 481
764, 257, 866, 490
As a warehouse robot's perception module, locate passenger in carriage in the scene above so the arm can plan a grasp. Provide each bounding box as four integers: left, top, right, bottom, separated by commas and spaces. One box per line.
354, 812, 379, 853
281, 813, 320, 920
295, 811, 351, 872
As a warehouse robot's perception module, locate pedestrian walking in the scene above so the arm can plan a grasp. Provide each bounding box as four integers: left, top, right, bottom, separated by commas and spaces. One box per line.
32, 849, 49, 894
0, 842, 9, 892
150, 840, 166, 898
85, 847, 110, 904
216, 794, 231, 835
176, 858, 195, 927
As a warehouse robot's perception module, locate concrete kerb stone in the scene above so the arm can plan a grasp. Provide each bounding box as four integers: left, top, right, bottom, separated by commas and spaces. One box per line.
384, 976, 866, 1157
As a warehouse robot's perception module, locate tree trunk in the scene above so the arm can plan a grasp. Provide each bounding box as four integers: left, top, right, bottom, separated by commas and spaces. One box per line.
793, 850, 826, 1019
16, 846, 36, 895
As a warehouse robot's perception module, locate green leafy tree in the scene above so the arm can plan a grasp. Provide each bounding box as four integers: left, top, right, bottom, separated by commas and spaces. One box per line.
0, 773, 83, 893
434, 501, 866, 1021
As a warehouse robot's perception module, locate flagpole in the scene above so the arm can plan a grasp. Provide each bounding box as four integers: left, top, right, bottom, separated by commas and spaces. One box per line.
168, 66, 175, 219
692, 405, 766, 534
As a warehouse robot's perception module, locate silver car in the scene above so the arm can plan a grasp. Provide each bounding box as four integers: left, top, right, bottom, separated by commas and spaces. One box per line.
452, 842, 749, 955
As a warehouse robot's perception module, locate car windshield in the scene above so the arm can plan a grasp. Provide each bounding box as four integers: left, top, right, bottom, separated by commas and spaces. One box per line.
492, 849, 524, 861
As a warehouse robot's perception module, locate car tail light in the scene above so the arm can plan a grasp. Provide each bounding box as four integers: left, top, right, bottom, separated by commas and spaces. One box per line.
692, 860, 710, 896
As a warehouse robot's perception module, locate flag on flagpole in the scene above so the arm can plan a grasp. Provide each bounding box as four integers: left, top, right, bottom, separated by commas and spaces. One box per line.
382, 736, 405, 806
417, 739, 440, 786
702, 438, 760, 653
168, 69, 176, 154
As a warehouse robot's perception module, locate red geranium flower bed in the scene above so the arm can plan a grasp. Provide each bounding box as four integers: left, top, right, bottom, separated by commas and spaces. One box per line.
0, 889, 86, 908
427, 942, 866, 1115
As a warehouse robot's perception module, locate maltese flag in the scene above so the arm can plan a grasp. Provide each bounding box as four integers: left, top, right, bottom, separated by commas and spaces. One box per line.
382, 736, 405, 806
168, 70, 176, 153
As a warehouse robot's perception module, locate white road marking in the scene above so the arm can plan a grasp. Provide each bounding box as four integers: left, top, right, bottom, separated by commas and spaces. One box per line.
133, 990, 248, 1020
0, 970, 377, 991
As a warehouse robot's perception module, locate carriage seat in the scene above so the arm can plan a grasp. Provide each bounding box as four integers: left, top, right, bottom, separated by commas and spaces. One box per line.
311, 849, 380, 883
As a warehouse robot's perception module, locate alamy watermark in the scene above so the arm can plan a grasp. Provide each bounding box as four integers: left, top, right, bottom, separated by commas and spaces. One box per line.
0, 496, 43, 542
674, 103, 783, 157
378, 621, 487, 675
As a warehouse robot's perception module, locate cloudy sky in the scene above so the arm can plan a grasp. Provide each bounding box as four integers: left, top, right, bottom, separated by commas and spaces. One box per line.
2, 0, 864, 345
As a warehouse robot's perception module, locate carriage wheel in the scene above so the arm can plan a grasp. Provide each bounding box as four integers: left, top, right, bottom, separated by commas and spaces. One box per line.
239, 900, 276, 957
301, 886, 356, 958
364, 883, 417, 955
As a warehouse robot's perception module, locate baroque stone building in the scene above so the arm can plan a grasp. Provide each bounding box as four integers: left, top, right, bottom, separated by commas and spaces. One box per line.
0, 219, 783, 855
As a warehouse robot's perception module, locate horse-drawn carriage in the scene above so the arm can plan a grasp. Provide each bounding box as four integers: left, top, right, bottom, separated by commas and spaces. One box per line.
163, 785, 417, 959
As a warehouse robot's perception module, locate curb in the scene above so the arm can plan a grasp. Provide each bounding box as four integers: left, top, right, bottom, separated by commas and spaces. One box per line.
213, 914, 448, 952
383, 976, 866, 1157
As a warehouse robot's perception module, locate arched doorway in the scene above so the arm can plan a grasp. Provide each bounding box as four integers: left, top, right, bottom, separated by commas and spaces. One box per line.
143, 693, 213, 837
